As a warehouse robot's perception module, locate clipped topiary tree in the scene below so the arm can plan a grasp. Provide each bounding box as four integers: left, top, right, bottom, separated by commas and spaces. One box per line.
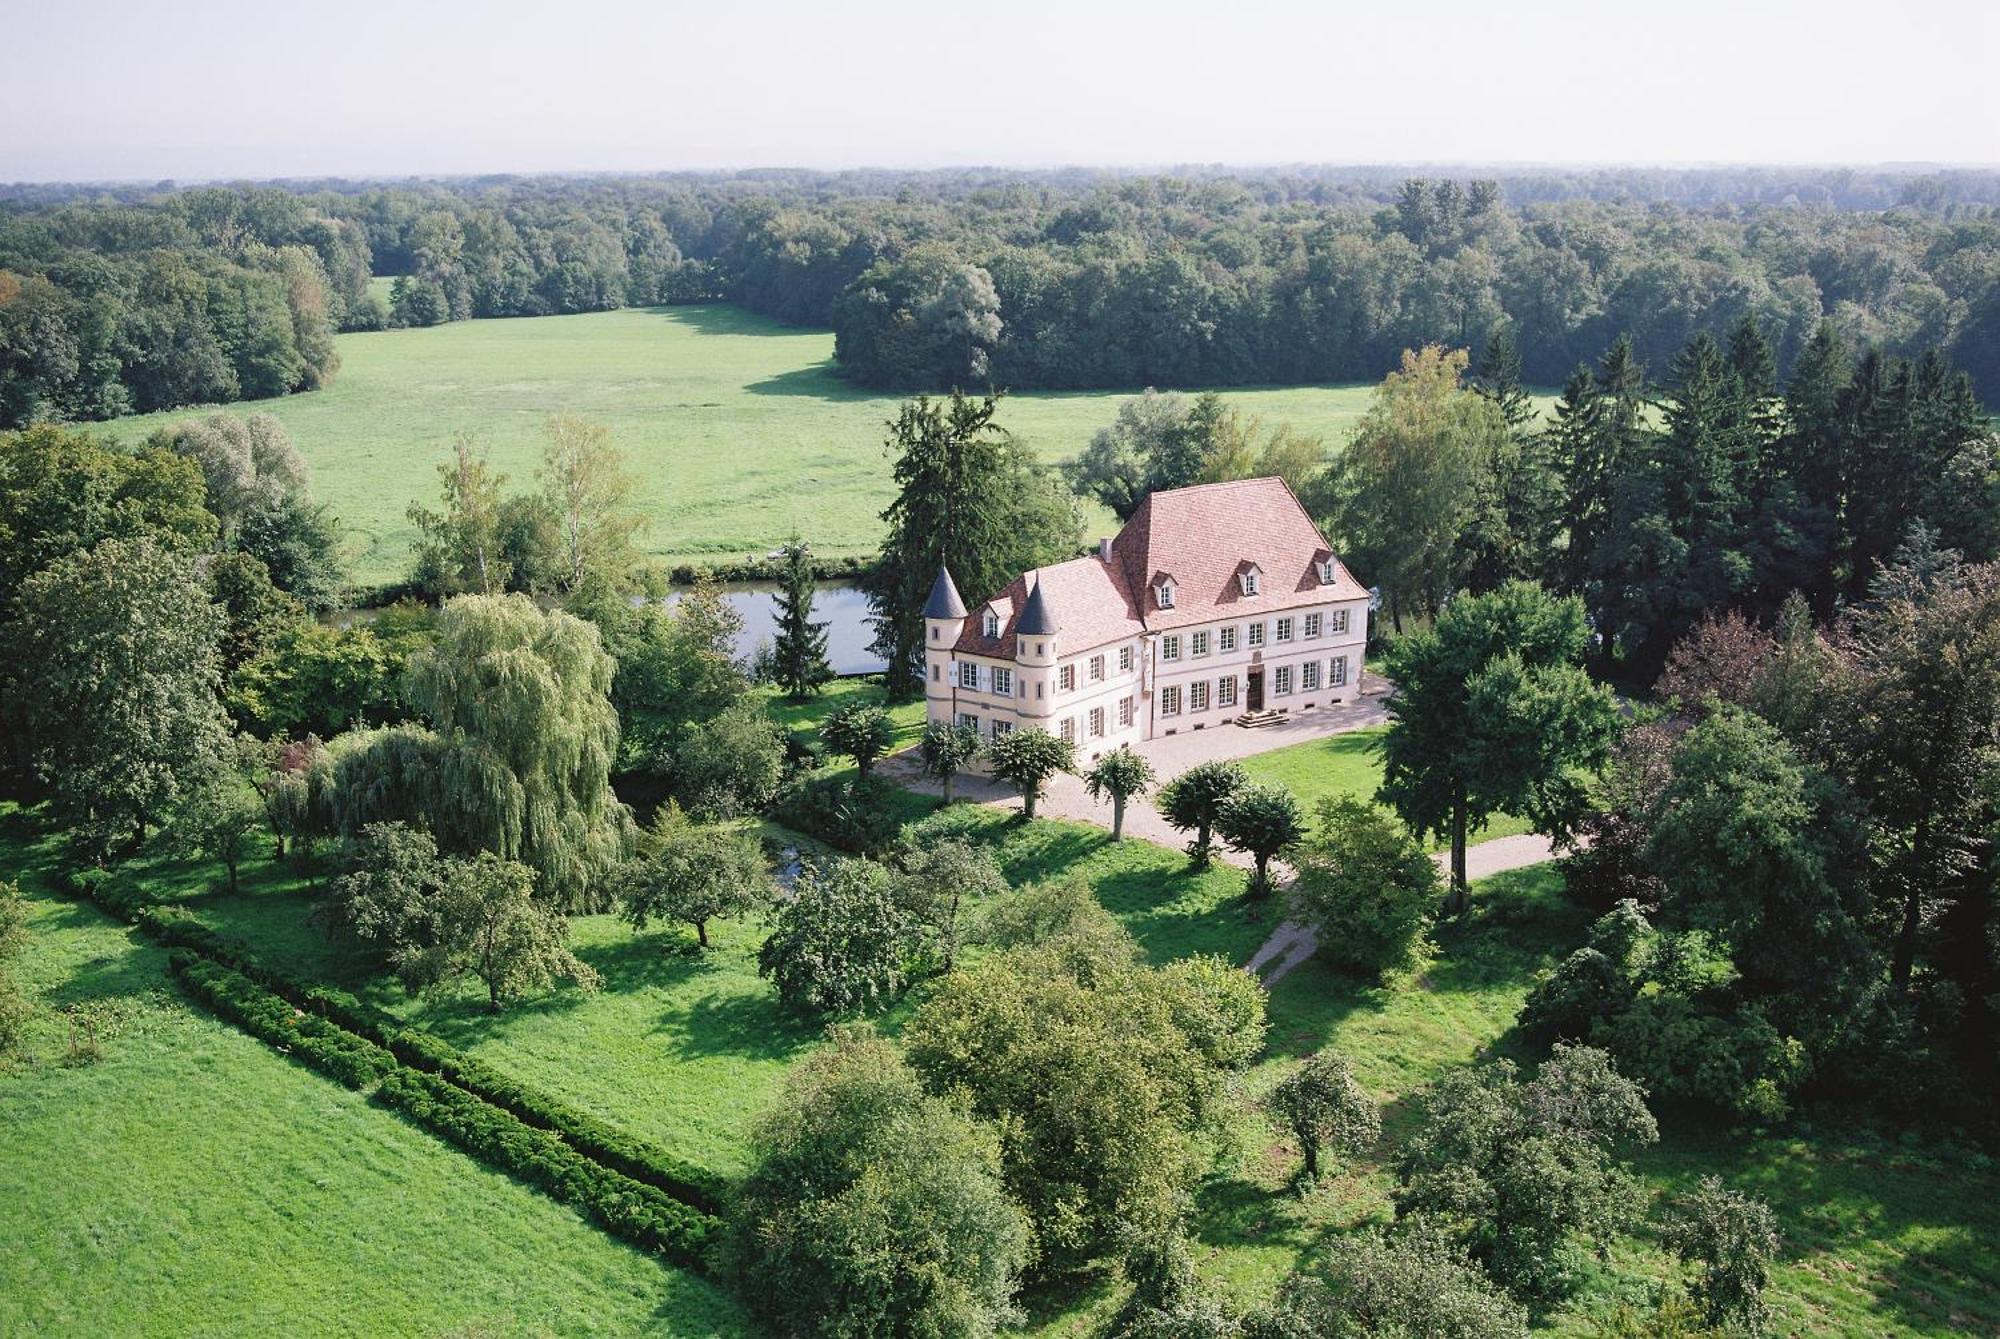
1156, 759, 1248, 868
985, 726, 1075, 820
821, 699, 897, 777
1083, 745, 1156, 840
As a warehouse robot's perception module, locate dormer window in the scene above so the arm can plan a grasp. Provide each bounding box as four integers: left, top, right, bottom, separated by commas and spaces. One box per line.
1155, 578, 1176, 610
1238, 565, 1262, 597
1317, 558, 1338, 585
982, 609, 1000, 639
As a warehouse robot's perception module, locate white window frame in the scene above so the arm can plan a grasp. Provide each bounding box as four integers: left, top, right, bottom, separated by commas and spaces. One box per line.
1118, 645, 1133, 673
1275, 617, 1294, 643
1190, 680, 1209, 712
1191, 630, 1210, 657
957, 712, 980, 731
1304, 612, 1322, 639
1088, 654, 1105, 682
1274, 664, 1293, 696
991, 719, 1013, 739
1089, 706, 1105, 737
958, 661, 979, 690
1161, 634, 1182, 662
1318, 559, 1337, 585
1239, 568, 1261, 596
1058, 664, 1075, 692
982, 610, 999, 639
1331, 656, 1349, 687
1118, 696, 1134, 727
994, 667, 1014, 696
1156, 579, 1176, 609
1219, 625, 1238, 653
1060, 716, 1077, 743
1218, 676, 1237, 708
1330, 608, 1350, 635
1247, 622, 1265, 648
1159, 685, 1181, 716
1302, 661, 1321, 691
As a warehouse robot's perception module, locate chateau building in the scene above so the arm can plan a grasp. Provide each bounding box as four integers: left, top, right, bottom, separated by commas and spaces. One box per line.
923, 477, 1371, 759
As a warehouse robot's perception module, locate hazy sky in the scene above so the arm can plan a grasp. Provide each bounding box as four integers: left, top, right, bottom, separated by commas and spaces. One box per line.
7, 0, 1997, 182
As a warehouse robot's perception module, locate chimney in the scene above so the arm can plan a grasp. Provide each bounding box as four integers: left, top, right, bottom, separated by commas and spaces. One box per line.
1098, 537, 1113, 562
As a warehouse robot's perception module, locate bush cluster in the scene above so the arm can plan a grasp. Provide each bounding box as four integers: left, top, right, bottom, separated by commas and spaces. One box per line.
667, 553, 874, 586
772, 771, 905, 855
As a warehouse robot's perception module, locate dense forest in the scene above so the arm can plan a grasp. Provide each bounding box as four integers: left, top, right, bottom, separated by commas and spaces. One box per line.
3, 166, 1998, 427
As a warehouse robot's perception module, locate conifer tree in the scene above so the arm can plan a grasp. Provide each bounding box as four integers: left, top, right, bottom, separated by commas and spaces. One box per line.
770, 536, 832, 700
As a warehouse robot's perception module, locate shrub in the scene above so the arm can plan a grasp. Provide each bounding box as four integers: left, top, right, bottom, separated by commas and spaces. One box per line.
1661, 1176, 1782, 1333
1248, 1222, 1529, 1339
1286, 795, 1439, 976
728, 1030, 1029, 1336
169, 952, 401, 1089
773, 770, 905, 855
1265, 1051, 1381, 1183
1590, 996, 1804, 1123
759, 857, 916, 1015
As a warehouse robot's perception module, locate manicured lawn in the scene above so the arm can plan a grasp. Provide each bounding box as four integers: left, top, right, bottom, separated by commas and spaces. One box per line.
1237, 724, 1538, 849
90, 303, 1389, 585
0, 810, 746, 1338
758, 675, 925, 751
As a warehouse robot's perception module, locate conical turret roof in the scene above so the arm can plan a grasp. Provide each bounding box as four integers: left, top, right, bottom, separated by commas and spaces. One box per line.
923, 564, 967, 619
1016, 574, 1058, 635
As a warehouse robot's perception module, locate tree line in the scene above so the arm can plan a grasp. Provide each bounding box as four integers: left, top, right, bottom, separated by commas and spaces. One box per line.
5, 168, 1997, 429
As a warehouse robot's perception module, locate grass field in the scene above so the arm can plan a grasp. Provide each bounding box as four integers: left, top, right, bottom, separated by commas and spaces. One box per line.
1238, 724, 1538, 849
92, 304, 1389, 586
0, 809, 747, 1338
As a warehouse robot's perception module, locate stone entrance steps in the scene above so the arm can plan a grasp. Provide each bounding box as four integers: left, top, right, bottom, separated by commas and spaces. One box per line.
1234, 709, 1284, 728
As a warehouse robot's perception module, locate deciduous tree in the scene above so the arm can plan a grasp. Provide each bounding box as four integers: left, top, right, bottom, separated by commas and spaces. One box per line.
1287, 796, 1440, 975
986, 726, 1075, 820
821, 700, 896, 777
1265, 1050, 1380, 1183
918, 720, 982, 804
1157, 759, 1249, 869
614, 807, 771, 948
1217, 783, 1306, 897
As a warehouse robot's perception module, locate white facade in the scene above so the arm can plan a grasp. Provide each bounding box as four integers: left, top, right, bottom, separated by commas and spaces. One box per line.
925, 595, 1368, 762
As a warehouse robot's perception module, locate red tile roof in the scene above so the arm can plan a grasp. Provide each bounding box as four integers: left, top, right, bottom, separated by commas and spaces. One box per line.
952, 477, 1368, 656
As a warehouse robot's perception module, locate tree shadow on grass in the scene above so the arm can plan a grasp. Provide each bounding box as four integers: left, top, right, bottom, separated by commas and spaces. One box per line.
742, 362, 874, 400
657, 989, 819, 1063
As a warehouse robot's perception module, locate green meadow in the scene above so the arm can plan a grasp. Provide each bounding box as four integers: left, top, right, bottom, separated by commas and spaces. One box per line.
92, 304, 1386, 586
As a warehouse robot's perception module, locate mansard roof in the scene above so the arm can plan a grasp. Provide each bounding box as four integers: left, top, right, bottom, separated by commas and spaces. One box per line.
950, 477, 1368, 657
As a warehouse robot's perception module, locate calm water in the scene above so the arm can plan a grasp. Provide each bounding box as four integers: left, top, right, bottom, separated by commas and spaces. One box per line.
669, 580, 884, 676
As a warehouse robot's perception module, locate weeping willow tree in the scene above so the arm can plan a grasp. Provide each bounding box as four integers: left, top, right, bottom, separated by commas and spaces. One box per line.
327, 595, 634, 907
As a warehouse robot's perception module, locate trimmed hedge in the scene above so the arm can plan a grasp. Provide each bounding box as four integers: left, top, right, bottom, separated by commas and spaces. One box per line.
372, 1067, 716, 1264
385, 1028, 727, 1214
167, 952, 718, 1267
67, 868, 727, 1216
170, 951, 400, 1089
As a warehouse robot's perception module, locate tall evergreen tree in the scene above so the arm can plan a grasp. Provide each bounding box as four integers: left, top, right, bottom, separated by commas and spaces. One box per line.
1473, 321, 1534, 435
866, 393, 1081, 693
770, 537, 832, 700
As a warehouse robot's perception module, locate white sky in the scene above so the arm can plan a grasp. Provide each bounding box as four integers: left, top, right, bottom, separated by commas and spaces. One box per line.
5, 0, 1997, 182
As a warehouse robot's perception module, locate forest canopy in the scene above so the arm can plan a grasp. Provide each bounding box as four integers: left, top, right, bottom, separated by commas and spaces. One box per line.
3, 166, 1997, 428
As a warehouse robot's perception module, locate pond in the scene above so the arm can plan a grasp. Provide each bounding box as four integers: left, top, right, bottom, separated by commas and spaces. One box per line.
668, 580, 884, 676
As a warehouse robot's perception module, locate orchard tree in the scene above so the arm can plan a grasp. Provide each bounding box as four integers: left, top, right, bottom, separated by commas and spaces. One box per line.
1156, 759, 1249, 868
729, 1029, 1029, 1338
770, 537, 833, 699
1396, 1045, 1657, 1306
986, 726, 1075, 820
1265, 1050, 1381, 1183
176, 772, 264, 891
759, 857, 916, 1015
1662, 1176, 1782, 1333
1217, 783, 1306, 897
1378, 581, 1618, 911
892, 837, 1009, 973
918, 720, 982, 804
1287, 795, 1441, 975
1083, 746, 1156, 840
410, 852, 601, 1012
615, 808, 772, 948
821, 700, 896, 777
16, 537, 232, 856
1252, 1222, 1529, 1339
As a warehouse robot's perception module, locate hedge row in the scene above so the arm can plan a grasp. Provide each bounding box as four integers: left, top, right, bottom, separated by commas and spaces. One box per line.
168, 951, 718, 1267
64, 869, 727, 1215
